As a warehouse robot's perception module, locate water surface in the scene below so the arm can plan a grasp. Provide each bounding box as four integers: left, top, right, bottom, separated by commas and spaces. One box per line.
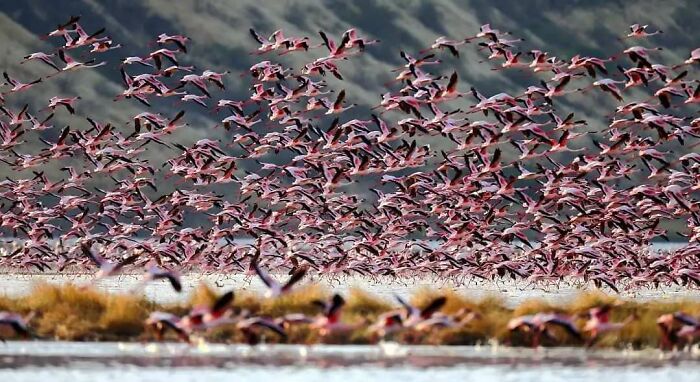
1, 342, 699, 382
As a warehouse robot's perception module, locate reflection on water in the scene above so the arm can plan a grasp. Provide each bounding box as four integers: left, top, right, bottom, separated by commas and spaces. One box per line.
0, 342, 699, 382
4, 364, 700, 382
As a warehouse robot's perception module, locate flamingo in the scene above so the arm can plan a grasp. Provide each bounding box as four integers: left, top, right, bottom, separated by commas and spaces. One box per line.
578, 78, 626, 102
253, 254, 308, 298
157, 33, 191, 52
325, 89, 356, 115
395, 295, 447, 327
582, 305, 637, 346
180, 290, 235, 331
81, 243, 139, 282
145, 311, 190, 342
137, 264, 182, 292
47, 96, 80, 114
625, 24, 663, 39
2, 72, 41, 94
53, 49, 106, 74
508, 313, 581, 347
21, 52, 60, 71
0, 311, 35, 340
46, 15, 80, 39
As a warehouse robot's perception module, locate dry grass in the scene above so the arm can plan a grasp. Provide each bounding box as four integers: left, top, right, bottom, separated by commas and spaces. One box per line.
188, 283, 220, 308
99, 295, 151, 339
1, 282, 700, 348
258, 285, 327, 316
345, 288, 393, 319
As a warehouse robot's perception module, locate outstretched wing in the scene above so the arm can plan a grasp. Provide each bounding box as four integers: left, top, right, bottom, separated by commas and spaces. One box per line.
281, 266, 308, 292
165, 272, 182, 292
160, 318, 190, 342
249, 28, 265, 44
59, 15, 81, 30
319, 31, 332, 52
212, 290, 235, 314
446, 71, 458, 93
333, 89, 346, 109
250, 318, 287, 339
327, 294, 345, 318
253, 254, 277, 289
394, 294, 415, 317
546, 316, 582, 340
81, 243, 104, 267
420, 296, 447, 319
114, 253, 140, 272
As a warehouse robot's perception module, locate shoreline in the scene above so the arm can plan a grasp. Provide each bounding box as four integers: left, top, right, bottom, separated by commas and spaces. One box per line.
2, 273, 699, 306
1, 341, 699, 365
1, 282, 700, 349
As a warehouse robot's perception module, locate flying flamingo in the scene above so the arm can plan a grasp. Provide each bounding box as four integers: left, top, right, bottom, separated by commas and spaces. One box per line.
582, 305, 637, 347
81, 243, 139, 282
0, 311, 35, 340
625, 24, 663, 38
51, 49, 106, 75
21, 52, 60, 71
2, 72, 42, 94
253, 254, 308, 298
145, 311, 190, 342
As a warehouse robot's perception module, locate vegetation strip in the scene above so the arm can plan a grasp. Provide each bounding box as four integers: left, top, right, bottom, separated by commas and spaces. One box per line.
1, 283, 699, 349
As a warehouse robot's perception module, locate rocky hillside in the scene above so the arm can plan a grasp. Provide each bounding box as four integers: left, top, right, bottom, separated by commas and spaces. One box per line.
0, 0, 698, 183
3, 0, 697, 114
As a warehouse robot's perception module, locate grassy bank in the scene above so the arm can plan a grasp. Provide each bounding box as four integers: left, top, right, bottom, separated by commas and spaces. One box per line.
1, 283, 699, 348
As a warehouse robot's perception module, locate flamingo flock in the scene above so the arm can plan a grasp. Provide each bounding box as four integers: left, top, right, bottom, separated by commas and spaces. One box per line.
3, 283, 700, 350
0, 16, 699, 299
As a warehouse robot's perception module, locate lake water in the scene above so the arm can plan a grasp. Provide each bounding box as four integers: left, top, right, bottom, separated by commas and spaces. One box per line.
2, 246, 699, 382
1, 341, 699, 382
